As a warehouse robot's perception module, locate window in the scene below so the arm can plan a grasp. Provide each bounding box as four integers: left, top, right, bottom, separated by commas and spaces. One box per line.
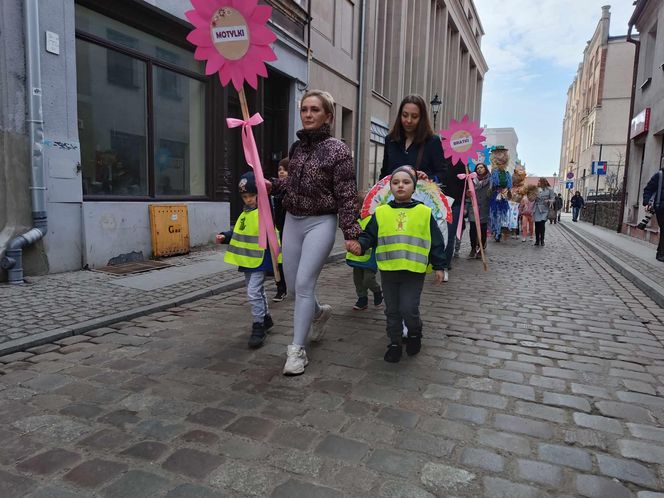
644, 22, 658, 83
76, 6, 206, 198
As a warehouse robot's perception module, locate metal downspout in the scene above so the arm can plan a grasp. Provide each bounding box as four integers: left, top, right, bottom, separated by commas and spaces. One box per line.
354, 0, 366, 181
617, 23, 640, 233
0, 0, 47, 284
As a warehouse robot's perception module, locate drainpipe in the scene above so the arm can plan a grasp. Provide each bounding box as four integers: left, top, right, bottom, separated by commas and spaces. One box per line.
617, 20, 641, 233
0, 0, 47, 284
353, 0, 366, 181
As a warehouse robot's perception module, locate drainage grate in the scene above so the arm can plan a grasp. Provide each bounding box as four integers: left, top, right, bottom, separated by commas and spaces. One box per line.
94, 260, 173, 276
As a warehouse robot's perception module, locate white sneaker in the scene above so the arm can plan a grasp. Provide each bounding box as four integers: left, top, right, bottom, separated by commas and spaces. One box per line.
443, 270, 449, 282
283, 344, 308, 376
310, 304, 332, 342
521, 237, 526, 242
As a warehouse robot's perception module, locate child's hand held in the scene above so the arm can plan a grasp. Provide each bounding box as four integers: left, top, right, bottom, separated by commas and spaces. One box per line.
434, 270, 444, 285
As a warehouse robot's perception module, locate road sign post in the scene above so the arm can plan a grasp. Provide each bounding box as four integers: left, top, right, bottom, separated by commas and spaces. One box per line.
592, 145, 605, 226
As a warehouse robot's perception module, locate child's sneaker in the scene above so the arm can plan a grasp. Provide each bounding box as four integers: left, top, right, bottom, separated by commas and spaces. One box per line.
353, 296, 368, 310
248, 322, 267, 349
263, 314, 274, 331
384, 342, 402, 363
406, 335, 421, 356
283, 344, 308, 375
310, 304, 332, 342
373, 290, 383, 308
272, 290, 287, 302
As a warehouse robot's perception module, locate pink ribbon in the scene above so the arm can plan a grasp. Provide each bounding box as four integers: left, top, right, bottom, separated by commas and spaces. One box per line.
456, 171, 482, 240
227, 113, 280, 259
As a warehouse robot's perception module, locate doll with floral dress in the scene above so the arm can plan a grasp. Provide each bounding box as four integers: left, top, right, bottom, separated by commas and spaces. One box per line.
488, 146, 512, 242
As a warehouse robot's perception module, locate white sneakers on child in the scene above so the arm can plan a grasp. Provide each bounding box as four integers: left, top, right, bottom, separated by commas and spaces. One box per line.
310, 304, 332, 342
283, 344, 309, 375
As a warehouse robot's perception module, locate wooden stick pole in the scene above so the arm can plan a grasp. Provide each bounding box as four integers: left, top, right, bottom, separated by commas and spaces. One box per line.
465, 164, 489, 272
238, 87, 281, 282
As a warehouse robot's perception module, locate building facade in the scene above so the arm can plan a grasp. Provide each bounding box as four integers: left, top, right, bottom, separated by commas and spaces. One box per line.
622, 0, 663, 245
558, 6, 634, 207
1, 0, 310, 279
357, 0, 488, 189
1, 0, 487, 280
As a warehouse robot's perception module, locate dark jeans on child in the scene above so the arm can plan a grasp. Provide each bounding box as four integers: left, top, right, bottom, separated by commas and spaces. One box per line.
353, 268, 381, 297
381, 270, 425, 344
535, 220, 547, 244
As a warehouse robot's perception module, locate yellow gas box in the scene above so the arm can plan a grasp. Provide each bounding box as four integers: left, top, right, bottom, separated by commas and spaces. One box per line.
149, 204, 190, 257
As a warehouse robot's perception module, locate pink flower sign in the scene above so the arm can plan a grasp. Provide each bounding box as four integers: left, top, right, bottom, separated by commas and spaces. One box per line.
439, 115, 486, 166
186, 0, 277, 91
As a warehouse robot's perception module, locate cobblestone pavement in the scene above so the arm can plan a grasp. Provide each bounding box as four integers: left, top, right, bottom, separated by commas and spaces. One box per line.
0, 246, 241, 344
1, 225, 664, 497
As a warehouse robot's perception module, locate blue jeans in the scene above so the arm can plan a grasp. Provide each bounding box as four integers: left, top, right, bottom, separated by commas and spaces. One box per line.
444, 204, 461, 269
572, 206, 580, 221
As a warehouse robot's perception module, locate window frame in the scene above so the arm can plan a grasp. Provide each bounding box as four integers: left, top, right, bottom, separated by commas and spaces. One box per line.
76, 28, 212, 201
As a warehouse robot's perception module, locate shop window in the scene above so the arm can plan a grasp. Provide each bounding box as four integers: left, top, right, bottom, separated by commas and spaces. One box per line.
76, 6, 207, 199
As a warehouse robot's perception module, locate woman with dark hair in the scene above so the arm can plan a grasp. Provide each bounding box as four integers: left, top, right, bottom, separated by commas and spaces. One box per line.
533, 178, 555, 246
380, 94, 457, 279
379, 95, 447, 182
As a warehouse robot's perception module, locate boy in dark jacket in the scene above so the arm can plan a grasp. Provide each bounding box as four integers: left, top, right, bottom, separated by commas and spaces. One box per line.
351, 166, 446, 363
217, 172, 277, 348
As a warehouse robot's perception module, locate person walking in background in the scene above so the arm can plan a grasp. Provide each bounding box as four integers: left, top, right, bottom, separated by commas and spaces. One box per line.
519, 185, 537, 243
534, 178, 556, 246
352, 166, 446, 363
555, 193, 563, 223
346, 192, 383, 310
642, 166, 664, 262
217, 172, 277, 349
571, 191, 585, 222
271, 157, 289, 302
268, 90, 361, 376
379, 95, 446, 182
467, 163, 490, 258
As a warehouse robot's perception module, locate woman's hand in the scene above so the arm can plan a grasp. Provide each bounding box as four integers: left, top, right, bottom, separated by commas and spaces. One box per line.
416, 171, 429, 180
434, 270, 444, 285
345, 239, 361, 256
265, 179, 272, 194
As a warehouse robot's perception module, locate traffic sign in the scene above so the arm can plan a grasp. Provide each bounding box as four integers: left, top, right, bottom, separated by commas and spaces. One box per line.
592, 161, 607, 175
565, 181, 574, 190
566, 171, 574, 179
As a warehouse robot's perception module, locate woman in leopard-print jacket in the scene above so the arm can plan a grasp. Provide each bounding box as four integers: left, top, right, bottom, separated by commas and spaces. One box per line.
269, 90, 361, 377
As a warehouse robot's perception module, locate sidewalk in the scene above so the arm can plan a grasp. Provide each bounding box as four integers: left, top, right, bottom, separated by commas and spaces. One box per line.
0, 232, 347, 356
560, 214, 664, 307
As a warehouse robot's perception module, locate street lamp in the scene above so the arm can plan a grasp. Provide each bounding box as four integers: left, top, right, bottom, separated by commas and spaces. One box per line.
430, 94, 442, 130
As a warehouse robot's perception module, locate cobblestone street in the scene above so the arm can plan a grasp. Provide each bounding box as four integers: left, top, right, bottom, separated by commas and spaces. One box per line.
1, 225, 664, 497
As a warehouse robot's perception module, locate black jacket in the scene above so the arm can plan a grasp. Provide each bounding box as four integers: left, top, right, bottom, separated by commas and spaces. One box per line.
380, 135, 448, 184
358, 200, 447, 271
643, 168, 664, 208
571, 194, 584, 208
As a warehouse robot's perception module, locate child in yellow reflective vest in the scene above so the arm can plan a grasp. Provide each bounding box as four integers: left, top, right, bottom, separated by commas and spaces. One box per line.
217, 171, 279, 349
352, 166, 446, 363
345, 192, 383, 310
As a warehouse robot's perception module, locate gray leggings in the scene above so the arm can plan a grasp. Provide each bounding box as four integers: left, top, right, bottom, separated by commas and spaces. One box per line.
282, 213, 337, 346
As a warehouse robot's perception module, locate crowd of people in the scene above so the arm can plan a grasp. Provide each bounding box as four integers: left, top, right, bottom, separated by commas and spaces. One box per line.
220, 89, 570, 375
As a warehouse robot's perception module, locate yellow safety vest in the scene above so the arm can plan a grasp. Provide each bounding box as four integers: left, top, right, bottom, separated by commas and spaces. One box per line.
375, 204, 432, 273
345, 216, 373, 263
224, 209, 281, 268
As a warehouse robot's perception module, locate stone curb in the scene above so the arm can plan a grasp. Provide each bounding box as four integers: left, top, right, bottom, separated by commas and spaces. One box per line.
560, 222, 664, 308
0, 251, 346, 357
